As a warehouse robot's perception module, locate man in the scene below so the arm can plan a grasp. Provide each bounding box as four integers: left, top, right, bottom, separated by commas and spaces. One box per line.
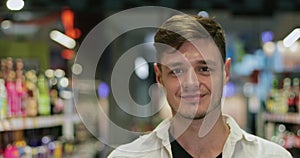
108, 14, 292, 158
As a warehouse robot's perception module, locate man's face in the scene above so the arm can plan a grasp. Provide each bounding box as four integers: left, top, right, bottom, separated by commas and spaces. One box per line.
154, 39, 231, 120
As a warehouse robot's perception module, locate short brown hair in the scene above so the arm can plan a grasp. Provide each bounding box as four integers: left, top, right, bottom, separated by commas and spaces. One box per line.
154, 14, 226, 62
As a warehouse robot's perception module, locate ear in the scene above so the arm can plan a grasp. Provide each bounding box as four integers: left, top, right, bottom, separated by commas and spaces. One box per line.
224, 58, 231, 84
154, 63, 163, 86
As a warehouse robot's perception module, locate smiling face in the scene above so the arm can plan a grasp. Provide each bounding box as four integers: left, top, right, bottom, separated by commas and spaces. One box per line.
154, 38, 231, 120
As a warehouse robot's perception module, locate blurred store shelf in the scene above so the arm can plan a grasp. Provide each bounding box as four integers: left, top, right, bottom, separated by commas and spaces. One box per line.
0, 114, 81, 131
262, 112, 300, 124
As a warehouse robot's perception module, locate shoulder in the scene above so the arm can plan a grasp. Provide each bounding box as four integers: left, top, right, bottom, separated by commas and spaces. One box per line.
241, 131, 292, 157
108, 119, 171, 158
224, 115, 292, 157
107, 134, 154, 158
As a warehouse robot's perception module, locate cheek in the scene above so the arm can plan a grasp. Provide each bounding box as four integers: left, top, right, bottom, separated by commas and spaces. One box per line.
195, 75, 212, 90
210, 75, 224, 96
162, 77, 180, 92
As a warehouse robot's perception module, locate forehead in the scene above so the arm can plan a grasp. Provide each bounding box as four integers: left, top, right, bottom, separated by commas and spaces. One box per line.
159, 39, 222, 66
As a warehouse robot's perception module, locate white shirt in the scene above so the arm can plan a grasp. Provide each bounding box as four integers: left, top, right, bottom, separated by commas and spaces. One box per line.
108, 115, 292, 158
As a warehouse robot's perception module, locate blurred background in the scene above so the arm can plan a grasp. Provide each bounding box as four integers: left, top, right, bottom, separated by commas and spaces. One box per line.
0, 0, 300, 157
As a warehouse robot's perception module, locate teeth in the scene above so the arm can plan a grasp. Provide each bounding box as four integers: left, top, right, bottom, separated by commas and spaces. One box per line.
181, 95, 201, 101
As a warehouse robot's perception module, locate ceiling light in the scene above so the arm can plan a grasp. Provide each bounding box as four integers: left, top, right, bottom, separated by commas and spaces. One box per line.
50, 30, 76, 49
1, 20, 12, 29
283, 28, 300, 47
6, 0, 24, 11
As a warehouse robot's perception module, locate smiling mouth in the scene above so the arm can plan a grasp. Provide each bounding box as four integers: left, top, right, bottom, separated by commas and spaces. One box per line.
180, 93, 207, 103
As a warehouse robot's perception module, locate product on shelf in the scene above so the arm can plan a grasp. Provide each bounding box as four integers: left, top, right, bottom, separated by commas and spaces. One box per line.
37, 73, 51, 116
0, 79, 7, 120
283, 78, 297, 113
266, 77, 300, 114
292, 78, 300, 113
3, 144, 19, 158
0, 57, 78, 158
15, 59, 26, 117
0, 129, 78, 158
0, 57, 70, 118
25, 70, 38, 117
266, 122, 300, 150
266, 78, 288, 114
5, 57, 22, 118
1, 58, 26, 118
14, 130, 27, 157
0, 59, 6, 79
47, 70, 64, 115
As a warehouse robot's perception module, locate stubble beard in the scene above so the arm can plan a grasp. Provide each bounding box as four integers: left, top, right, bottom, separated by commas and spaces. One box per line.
171, 102, 207, 120
172, 98, 221, 120
179, 108, 207, 120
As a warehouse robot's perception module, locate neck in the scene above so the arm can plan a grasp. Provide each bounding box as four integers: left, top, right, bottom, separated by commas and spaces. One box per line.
170, 112, 228, 138
170, 113, 230, 157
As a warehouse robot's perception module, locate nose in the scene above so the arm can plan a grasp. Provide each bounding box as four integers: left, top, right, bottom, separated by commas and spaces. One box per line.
181, 69, 199, 91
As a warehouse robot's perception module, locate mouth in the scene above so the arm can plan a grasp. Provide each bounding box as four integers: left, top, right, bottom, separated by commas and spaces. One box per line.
180, 93, 207, 104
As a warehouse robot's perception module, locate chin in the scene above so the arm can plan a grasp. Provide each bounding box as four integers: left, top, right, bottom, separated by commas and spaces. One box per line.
177, 111, 207, 120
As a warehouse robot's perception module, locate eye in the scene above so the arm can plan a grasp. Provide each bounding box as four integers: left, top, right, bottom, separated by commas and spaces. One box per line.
170, 68, 184, 76
200, 67, 210, 72
197, 66, 212, 75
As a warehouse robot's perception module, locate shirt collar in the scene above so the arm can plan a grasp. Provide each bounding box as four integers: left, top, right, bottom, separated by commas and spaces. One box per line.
154, 115, 255, 142
222, 114, 257, 157
154, 118, 171, 144
152, 114, 256, 158
224, 114, 243, 140
224, 114, 256, 142
152, 118, 173, 157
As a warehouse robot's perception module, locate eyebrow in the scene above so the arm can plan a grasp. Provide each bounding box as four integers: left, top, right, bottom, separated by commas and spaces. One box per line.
197, 60, 216, 66
165, 62, 182, 68
164, 59, 217, 68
